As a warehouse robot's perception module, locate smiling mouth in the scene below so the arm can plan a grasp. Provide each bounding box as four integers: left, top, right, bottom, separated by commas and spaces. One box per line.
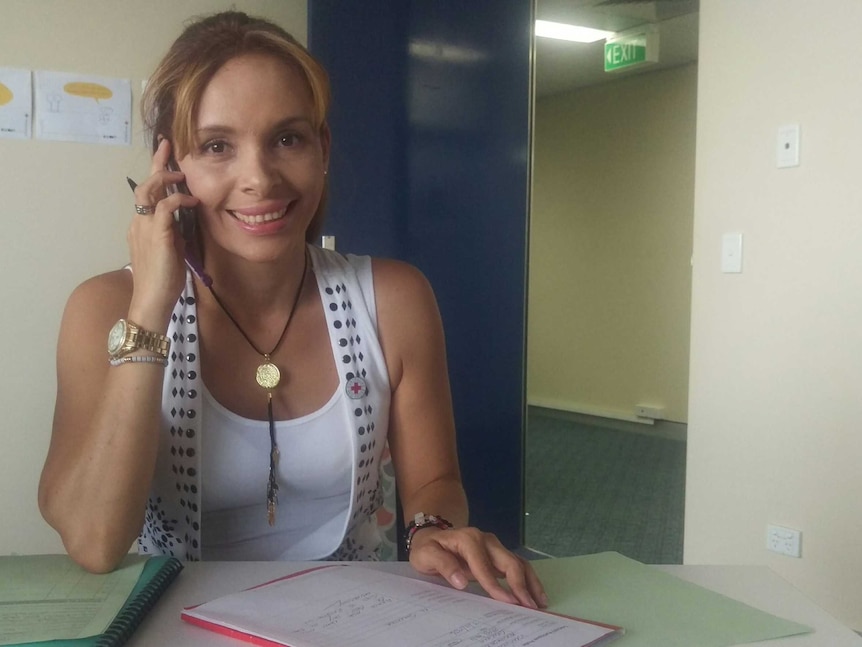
228, 208, 288, 225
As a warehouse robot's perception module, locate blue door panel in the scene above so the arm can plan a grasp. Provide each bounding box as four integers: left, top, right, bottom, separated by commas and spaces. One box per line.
309, 0, 531, 548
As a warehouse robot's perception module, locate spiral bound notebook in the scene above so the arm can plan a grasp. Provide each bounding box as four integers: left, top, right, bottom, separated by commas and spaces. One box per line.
0, 554, 183, 647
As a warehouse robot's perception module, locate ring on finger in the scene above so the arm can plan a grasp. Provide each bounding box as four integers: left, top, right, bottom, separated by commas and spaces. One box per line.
135, 204, 156, 215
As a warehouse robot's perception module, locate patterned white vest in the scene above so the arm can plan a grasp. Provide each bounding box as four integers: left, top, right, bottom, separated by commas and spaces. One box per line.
137, 245, 391, 561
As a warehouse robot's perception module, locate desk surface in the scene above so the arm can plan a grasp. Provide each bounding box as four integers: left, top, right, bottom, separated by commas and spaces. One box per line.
129, 561, 862, 646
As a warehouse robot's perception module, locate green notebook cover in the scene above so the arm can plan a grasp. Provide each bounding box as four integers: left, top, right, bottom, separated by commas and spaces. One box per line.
0, 554, 183, 647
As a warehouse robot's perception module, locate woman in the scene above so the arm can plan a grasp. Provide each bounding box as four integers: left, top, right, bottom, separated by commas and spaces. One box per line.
38, 11, 545, 608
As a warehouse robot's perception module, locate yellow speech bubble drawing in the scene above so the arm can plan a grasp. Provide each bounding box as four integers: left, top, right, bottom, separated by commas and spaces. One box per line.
0, 82, 13, 106
63, 82, 113, 101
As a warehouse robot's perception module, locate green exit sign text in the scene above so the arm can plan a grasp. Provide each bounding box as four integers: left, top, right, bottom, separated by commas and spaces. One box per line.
604, 29, 659, 72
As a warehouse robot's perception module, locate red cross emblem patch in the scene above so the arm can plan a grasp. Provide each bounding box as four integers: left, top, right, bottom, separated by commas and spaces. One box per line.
345, 376, 367, 399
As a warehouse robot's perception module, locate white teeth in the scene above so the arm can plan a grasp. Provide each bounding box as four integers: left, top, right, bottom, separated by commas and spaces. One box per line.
232, 208, 287, 225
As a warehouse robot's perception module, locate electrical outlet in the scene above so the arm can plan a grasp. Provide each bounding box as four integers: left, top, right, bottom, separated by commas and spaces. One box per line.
634, 405, 664, 420
767, 524, 802, 557
777, 124, 800, 168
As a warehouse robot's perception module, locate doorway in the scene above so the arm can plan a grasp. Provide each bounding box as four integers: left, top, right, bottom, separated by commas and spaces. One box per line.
524, 0, 698, 563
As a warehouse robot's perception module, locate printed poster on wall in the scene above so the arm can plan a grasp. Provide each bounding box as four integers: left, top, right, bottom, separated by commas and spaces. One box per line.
0, 67, 32, 139
34, 71, 131, 145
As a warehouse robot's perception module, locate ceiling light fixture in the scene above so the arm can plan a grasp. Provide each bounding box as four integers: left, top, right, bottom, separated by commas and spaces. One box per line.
535, 20, 615, 43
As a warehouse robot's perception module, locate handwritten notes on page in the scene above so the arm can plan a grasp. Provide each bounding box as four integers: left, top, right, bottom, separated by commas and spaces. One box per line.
34, 71, 131, 145
182, 565, 622, 647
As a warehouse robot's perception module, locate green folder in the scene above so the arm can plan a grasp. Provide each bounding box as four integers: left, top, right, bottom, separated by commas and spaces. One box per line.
0, 554, 182, 647
532, 552, 812, 647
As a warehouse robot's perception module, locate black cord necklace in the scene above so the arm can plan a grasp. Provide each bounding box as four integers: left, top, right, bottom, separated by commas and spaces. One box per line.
206, 250, 310, 526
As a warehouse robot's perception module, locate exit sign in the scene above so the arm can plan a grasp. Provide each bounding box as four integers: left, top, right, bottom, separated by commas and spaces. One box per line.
604, 28, 659, 72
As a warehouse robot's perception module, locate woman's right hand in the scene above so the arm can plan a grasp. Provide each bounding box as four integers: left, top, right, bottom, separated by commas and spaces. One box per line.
128, 139, 200, 329
39, 141, 198, 570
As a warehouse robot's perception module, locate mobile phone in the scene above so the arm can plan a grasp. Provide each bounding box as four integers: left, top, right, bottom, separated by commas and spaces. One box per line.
165, 156, 212, 286
165, 157, 197, 244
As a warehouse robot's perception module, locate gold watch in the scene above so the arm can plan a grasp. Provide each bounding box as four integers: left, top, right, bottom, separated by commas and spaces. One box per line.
107, 319, 171, 360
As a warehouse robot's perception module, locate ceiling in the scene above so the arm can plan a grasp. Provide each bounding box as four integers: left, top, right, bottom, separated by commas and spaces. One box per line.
534, 0, 699, 97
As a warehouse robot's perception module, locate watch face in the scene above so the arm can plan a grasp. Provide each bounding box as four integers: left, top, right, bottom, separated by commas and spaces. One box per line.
107, 320, 127, 355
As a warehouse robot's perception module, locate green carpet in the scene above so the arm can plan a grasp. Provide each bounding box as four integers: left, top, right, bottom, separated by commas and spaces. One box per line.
525, 409, 686, 564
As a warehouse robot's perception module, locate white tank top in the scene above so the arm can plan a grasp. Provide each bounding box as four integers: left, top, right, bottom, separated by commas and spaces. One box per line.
199, 384, 352, 560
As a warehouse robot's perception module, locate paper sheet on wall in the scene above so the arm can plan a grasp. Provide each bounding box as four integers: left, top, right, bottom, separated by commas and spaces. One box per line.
0, 67, 32, 139
34, 70, 131, 145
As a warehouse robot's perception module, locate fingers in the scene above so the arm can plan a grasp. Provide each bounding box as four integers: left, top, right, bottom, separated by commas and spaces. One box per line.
494, 550, 548, 609
449, 529, 522, 605
149, 136, 172, 175
130, 192, 198, 235
412, 540, 472, 591
409, 527, 548, 609
470, 532, 544, 608
134, 139, 188, 215
123, 139, 200, 324
414, 533, 518, 605
523, 561, 549, 608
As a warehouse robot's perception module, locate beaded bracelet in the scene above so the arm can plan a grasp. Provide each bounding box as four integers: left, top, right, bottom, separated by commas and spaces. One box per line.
109, 355, 168, 367
405, 513, 453, 554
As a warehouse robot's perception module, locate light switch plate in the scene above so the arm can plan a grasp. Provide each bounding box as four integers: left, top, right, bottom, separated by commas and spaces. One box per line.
321, 235, 336, 250
777, 124, 800, 168
721, 233, 743, 273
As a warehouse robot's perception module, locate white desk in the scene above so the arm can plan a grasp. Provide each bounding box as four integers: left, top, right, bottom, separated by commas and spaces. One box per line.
128, 561, 862, 646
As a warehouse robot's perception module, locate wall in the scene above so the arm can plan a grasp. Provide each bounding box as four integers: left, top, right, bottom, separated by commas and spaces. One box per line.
686, 0, 862, 629
0, 0, 307, 556
529, 64, 696, 424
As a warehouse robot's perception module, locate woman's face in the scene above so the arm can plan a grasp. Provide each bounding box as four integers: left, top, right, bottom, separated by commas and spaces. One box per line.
178, 53, 329, 263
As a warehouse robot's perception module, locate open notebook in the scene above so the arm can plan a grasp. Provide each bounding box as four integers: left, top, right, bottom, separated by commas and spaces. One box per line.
182, 565, 622, 647
182, 564, 622, 647
0, 554, 182, 647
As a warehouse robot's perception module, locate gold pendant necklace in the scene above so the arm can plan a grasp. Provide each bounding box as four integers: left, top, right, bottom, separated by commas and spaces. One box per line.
207, 250, 310, 525
256, 355, 281, 389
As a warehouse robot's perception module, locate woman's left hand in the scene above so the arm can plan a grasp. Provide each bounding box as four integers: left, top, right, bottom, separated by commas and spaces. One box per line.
408, 526, 548, 608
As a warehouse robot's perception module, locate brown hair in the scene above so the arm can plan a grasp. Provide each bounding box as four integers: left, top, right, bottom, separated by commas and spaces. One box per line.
141, 11, 331, 241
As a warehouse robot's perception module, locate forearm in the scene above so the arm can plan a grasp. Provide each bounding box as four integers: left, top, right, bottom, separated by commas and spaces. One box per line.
40, 369, 164, 572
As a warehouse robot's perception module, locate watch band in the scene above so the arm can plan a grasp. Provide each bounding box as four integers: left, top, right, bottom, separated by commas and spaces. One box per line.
134, 325, 171, 359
